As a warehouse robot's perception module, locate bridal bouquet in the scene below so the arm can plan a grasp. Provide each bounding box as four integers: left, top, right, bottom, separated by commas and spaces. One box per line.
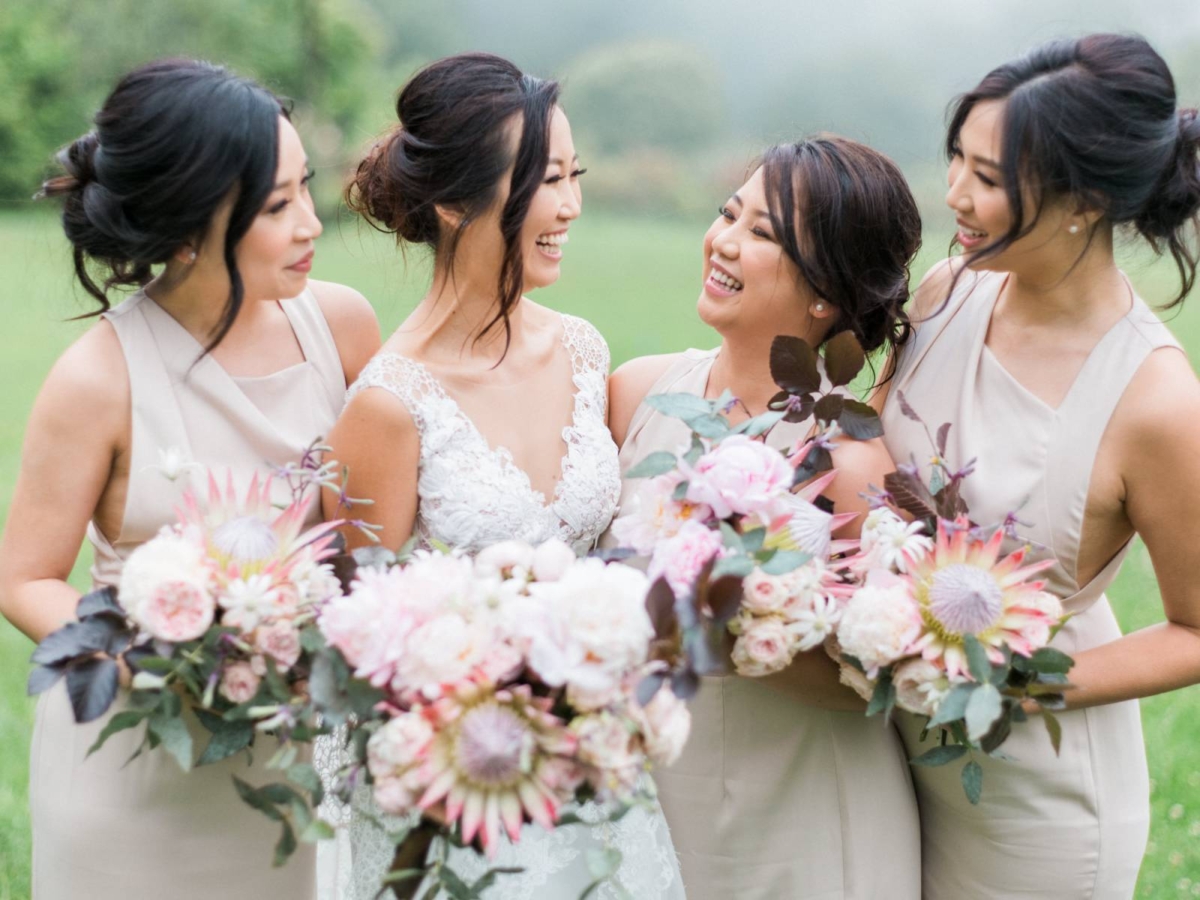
314, 538, 691, 899
28, 463, 343, 783
831, 393, 1074, 803
610, 333, 878, 679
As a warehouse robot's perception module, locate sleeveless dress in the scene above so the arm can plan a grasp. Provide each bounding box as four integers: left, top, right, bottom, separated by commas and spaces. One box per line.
29, 288, 347, 899
610, 348, 922, 900
881, 268, 1174, 898
338, 313, 686, 900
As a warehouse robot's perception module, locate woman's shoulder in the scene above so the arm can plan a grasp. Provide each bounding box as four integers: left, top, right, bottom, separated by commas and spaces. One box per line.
608, 352, 697, 447
308, 279, 381, 383
32, 319, 130, 445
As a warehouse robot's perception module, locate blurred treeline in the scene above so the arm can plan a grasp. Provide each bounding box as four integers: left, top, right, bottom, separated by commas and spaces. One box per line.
3, 0, 1199, 219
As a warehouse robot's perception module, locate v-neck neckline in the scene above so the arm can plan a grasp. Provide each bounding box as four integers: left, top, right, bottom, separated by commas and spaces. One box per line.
979, 274, 1137, 415
394, 314, 582, 514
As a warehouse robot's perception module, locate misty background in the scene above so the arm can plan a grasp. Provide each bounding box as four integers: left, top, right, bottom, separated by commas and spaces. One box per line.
4, 0, 1200, 224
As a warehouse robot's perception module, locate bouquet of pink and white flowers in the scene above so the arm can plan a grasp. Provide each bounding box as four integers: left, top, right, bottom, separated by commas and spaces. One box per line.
314, 538, 690, 899
29, 463, 343, 784
830, 393, 1074, 803
610, 334, 878, 680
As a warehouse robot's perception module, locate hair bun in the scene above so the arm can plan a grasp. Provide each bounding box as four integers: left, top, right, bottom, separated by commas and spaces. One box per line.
346, 127, 440, 244
1135, 107, 1200, 241
40, 132, 99, 199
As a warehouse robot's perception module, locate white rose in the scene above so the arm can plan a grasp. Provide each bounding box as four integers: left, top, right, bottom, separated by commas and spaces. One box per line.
836, 584, 923, 677
120, 531, 215, 642
892, 658, 953, 717
572, 711, 638, 771
636, 686, 691, 767
742, 568, 790, 615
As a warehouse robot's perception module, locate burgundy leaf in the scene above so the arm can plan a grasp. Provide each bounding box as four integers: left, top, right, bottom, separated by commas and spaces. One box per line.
936, 422, 952, 457
894, 389, 925, 425
644, 577, 679, 642
813, 394, 845, 423
883, 470, 938, 521
823, 331, 867, 388
783, 394, 816, 424
838, 399, 884, 440
770, 335, 821, 395
793, 445, 833, 486
767, 390, 792, 411
66, 656, 120, 724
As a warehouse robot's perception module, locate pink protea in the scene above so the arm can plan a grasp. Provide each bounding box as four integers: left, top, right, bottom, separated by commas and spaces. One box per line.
180, 471, 340, 584
905, 517, 1058, 678
417, 682, 578, 858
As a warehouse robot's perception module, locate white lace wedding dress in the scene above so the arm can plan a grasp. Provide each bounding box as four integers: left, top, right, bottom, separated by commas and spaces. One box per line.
316, 314, 685, 900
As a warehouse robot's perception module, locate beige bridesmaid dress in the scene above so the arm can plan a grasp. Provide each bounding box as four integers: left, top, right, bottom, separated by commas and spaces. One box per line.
30, 288, 346, 899
613, 348, 922, 900
881, 268, 1171, 898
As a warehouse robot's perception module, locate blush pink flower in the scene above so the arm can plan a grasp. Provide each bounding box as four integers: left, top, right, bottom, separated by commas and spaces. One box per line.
680, 435, 793, 520
120, 532, 216, 642
253, 619, 303, 672
731, 616, 796, 677
219, 660, 262, 704
635, 685, 692, 767
648, 520, 726, 598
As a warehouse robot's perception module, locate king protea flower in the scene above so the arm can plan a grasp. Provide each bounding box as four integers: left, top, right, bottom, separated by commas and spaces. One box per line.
180, 471, 339, 582
905, 517, 1058, 678
417, 682, 579, 858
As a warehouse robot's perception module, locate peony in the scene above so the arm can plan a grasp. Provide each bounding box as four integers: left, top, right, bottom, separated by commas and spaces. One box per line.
475, 540, 535, 579
120, 532, 216, 642
742, 568, 790, 615
253, 619, 303, 672
681, 435, 793, 520
525, 559, 653, 698
610, 471, 711, 555
572, 710, 639, 777
319, 566, 414, 688
892, 658, 954, 716
530, 538, 577, 583
731, 616, 796, 677
368, 712, 435, 776
648, 520, 726, 598
837, 583, 923, 677
397, 613, 491, 696
219, 660, 262, 704
636, 685, 691, 767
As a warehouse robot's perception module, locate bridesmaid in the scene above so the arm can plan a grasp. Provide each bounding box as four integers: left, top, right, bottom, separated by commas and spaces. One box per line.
607, 136, 923, 899
878, 34, 1200, 898
0, 60, 379, 899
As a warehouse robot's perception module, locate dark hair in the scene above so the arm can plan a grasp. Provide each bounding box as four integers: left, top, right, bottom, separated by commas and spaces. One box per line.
40, 58, 289, 349
346, 52, 560, 354
760, 136, 922, 361
947, 33, 1200, 307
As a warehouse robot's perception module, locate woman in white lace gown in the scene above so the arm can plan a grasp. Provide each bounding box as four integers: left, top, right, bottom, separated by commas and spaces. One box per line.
321, 53, 685, 900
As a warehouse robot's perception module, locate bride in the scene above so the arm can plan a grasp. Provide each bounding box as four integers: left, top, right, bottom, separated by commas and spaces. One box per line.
323, 52, 685, 899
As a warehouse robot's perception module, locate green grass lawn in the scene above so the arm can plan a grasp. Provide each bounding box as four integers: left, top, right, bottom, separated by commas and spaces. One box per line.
2, 208, 1199, 898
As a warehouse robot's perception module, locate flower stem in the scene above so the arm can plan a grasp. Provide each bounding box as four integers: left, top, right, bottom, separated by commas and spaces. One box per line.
388, 819, 440, 899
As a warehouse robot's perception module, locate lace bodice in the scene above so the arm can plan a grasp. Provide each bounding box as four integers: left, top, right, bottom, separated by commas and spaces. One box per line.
346, 314, 620, 552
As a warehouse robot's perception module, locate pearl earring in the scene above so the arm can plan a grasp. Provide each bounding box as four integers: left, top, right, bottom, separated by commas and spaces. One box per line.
187, 250, 197, 262
1068, 224, 1080, 235
814, 304, 825, 312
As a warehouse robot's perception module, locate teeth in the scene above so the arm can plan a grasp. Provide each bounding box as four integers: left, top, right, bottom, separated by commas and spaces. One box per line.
962, 227, 986, 238
536, 232, 568, 247
710, 269, 743, 290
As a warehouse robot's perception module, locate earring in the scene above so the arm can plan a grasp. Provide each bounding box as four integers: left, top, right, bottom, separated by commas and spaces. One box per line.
1068, 224, 1080, 235
814, 303, 825, 312
187, 250, 197, 263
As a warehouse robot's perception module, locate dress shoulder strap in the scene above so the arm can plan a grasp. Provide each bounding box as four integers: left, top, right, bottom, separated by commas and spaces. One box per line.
346, 352, 447, 432
280, 287, 347, 410
561, 313, 611, 377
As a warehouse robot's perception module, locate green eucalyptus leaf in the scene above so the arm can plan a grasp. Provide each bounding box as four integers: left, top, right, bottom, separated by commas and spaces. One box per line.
687, 414, 730, 439
437, 865, 474, 900
1028, 647, 1074, 675
963, 635, 992, 684
586, 847, 622, 880
759, 550, 812, 576
964, 683, 1003, 741
961, 760, 984, 805
194, 709, 255, 766
928, 683, 975, 727
148, 710, 193, 771
740, 528, 766, 554
711, 555, 754, 580
625, 451, 679, 479
733, 410, 786, 437
1040, 708, 1064, 755
644, 392, 714, 421
909, 744, 968, 767
273, 819, 297, 868
86, 709, 150, 758
866, 673, 896, 718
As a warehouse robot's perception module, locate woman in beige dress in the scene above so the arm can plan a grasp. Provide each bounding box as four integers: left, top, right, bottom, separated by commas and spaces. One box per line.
0, 60, 379, 899
607, 136, 923, 899
877, 34, 1200, 898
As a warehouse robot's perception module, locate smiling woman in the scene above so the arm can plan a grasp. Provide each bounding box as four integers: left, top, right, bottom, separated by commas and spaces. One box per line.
0, 58, 379, 900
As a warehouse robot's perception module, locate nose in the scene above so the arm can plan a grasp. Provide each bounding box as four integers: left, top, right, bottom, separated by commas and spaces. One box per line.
298, 190, 324, 241
559, 181, 581, 221
712, 222, 739, 260
945, 163, 971, 215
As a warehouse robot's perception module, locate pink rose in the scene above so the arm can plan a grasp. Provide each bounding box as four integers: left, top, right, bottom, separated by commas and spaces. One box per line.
636, 686, 692, 767
372, 771, 427, 816
742, 569, 789, 615
537, 756, 587, 796
219, 661, 261, 704
368, 713, 435, 776
254, 619, 303, 672
648, 521, 725, 598
572, 711, 638, 771
140, 580, 216, 643
681, 435, 792, 520
120, 532, 215, 642
731, 617, 795, 677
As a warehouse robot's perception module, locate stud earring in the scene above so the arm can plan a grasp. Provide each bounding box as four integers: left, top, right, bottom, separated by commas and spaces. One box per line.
187, 250, 197, 262
1068, 224, 1080, 235
814, 304, 825, 312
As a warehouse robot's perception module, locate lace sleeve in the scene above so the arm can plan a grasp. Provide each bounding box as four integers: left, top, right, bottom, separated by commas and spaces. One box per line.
561, 314, 611, 380
345, 352, 445, 430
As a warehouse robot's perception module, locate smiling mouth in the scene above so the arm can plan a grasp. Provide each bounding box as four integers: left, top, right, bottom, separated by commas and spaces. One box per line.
708, 269, 743, 291
536, 232, 568, 252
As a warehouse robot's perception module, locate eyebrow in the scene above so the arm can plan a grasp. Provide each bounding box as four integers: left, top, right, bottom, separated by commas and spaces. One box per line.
548, 154, 580, 166
970, 154, 1001, 169
273, 159, 310, 190
728, 193, 771, 219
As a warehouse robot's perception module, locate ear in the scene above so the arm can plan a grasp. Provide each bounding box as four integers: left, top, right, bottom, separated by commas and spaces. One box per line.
810, 299, 837, 321
434, 203, 465, 232
174, 244, 198, 265
1072, 195, 1105, 229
